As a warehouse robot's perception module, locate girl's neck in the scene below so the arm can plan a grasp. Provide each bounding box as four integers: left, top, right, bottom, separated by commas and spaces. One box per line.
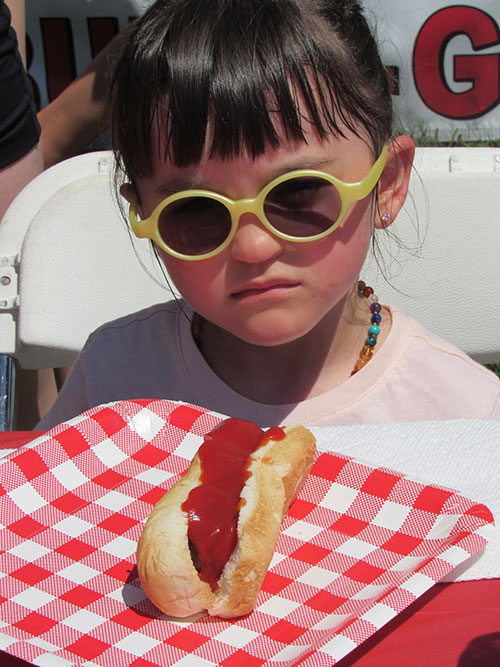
193, 288, 390, 405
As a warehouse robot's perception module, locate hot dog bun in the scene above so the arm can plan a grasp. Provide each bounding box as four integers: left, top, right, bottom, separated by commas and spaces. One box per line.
136, 422, 316, 618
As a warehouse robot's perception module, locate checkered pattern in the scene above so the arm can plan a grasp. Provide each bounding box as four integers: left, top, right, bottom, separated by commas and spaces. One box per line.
0, 400, 494, 666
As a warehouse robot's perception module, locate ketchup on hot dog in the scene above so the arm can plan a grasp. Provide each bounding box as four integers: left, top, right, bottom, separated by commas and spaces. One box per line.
181, 418, 285, 590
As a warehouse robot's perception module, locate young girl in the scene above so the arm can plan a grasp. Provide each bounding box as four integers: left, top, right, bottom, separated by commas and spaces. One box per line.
38, 0, 499, 430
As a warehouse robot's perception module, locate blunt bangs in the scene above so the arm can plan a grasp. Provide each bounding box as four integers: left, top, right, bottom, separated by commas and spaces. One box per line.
110, 0, 393, 180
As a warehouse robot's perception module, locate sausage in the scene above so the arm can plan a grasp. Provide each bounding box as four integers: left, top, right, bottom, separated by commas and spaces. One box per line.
136, 417, 316, 618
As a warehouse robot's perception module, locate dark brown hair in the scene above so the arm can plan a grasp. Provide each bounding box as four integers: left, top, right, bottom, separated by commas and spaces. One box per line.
109, 0, 393, 182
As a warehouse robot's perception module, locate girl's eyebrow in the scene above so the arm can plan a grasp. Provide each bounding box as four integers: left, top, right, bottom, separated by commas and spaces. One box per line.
154, 158, 339, 195
266, 158, 338, 181
155, 178, 202, 196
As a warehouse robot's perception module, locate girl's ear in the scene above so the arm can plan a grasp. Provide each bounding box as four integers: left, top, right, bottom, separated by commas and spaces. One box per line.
375, 135, 415, 229
120, 183, 135, 205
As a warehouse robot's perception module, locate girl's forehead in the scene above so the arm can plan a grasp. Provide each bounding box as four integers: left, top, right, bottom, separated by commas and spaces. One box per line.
146, 122, 373, 192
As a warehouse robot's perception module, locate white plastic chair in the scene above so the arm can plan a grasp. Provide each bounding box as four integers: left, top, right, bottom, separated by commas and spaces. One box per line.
0, 147, 499, 429
362, 146, 500, 365
0, 151, 171, 428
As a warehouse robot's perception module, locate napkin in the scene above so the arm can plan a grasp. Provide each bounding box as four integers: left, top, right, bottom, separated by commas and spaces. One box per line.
310, 418, 499, 582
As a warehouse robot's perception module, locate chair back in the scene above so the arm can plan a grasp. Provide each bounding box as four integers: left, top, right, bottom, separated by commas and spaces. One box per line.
0, 151, 171, 370
364, 146, 499, 365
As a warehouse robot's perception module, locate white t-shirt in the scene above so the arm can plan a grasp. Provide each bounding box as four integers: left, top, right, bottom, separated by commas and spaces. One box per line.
37, 300, 500, 430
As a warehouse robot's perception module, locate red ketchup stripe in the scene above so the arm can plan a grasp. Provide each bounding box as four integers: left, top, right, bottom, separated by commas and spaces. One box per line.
181, 418, 285, 590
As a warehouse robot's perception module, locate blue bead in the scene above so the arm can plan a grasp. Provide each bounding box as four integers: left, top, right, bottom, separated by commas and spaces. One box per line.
366, 336, 377, 346
368, 325, 380, 336
371, 313, 382, 324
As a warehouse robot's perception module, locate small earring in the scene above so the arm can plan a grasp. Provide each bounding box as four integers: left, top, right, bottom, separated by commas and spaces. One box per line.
381, 212, 391, 225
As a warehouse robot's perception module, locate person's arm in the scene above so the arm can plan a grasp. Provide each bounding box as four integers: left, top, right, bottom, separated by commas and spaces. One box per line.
37, 22, 134, 169
5, 0, 24, 65
0, 141, 42, 219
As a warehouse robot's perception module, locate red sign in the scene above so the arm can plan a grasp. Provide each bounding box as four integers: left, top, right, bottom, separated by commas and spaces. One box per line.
414, 5, 500, 119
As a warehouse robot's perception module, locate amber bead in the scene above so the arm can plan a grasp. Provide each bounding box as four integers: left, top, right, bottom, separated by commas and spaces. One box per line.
360, 345, 375, 358
354, 357, 370, 372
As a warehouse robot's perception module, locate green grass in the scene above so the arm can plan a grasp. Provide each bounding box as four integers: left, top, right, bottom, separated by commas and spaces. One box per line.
486, 363, 500, 377
408, 124, 500, 148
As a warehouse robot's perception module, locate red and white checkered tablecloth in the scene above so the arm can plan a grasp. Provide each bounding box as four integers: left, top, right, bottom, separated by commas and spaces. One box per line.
0, 400, 494, 666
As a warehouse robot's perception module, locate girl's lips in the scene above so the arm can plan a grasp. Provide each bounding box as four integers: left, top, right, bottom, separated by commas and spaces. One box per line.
231, 282, 300, 300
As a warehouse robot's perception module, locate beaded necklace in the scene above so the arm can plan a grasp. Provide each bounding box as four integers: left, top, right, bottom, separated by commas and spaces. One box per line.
191, 278, 383, 377
351, 280, 382, 376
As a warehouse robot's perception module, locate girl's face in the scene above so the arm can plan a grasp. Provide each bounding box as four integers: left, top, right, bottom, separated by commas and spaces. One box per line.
129, 126, 390, 347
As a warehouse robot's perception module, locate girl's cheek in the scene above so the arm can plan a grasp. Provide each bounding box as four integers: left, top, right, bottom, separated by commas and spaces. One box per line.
305, 201, 374, 269
157, 252, 193, 293
158, 250, 224, 303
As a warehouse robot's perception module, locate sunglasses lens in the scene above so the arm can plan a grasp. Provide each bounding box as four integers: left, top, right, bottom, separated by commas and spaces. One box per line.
158, 196, 232, 256
264, 176, 341, 237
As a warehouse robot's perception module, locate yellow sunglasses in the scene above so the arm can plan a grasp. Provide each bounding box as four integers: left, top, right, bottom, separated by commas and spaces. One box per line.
129, 144, 388, 261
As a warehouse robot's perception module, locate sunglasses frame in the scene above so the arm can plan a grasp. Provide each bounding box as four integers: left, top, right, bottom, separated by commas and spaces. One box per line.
129, 144, 389, 261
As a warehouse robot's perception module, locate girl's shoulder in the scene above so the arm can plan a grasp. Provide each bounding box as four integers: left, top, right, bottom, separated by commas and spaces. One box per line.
386, 306, 499, 395
88, 299, 191, 339
75, 300, 193, 365
388, 306, 493, 369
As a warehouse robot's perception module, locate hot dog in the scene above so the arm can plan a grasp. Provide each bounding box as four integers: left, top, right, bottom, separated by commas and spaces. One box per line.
136, 417, 316, 618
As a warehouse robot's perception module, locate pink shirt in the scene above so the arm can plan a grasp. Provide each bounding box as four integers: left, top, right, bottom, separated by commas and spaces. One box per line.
38, 301, 500, 430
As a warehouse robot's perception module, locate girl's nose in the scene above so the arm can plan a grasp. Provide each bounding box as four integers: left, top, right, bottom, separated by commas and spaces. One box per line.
229, 213, 285, 263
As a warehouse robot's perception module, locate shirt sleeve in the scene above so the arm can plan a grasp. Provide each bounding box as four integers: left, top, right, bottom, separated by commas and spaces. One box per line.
36, 356, 90, 430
